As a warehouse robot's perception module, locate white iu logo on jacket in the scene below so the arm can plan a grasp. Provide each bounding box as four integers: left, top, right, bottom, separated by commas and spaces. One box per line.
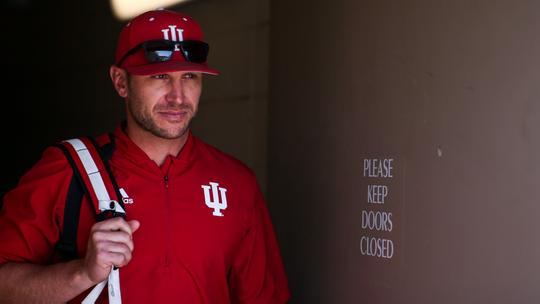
201, 182, 228, 217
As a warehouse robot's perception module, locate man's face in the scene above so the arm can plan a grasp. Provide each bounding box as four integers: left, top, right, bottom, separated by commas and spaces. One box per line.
125, 71, 202, 140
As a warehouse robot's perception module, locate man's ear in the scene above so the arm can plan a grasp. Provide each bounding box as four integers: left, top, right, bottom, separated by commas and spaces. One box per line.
110, 65, 129, 98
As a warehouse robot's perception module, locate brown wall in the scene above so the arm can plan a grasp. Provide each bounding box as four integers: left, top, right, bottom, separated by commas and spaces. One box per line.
186, 0, 271, 193
269, 1, 540, 303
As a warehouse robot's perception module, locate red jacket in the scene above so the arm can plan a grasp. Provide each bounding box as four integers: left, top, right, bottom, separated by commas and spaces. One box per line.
0, 125, 290, 303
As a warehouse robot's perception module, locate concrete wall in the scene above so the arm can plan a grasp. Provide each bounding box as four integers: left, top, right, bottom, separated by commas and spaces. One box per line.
269, 1, 540, 303
185, 0, 270, 193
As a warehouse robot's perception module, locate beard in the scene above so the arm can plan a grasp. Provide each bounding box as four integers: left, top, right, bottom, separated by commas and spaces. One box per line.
127, 89, 197, 140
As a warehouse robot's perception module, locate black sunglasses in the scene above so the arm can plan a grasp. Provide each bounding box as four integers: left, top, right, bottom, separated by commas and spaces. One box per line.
117, 39, 209, 67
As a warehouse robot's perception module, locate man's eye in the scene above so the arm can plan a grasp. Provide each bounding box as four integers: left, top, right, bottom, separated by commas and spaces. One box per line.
151, 74, 168, 79
183, 72, 202, 80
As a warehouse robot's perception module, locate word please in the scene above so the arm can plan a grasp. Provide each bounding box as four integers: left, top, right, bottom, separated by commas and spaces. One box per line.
363, 158, 394, 178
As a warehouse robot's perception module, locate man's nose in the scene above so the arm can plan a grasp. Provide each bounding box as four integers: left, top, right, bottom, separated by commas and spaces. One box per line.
165, 80, 185, 104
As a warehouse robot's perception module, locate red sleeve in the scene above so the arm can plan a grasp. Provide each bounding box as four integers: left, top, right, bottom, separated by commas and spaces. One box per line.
229, 182, 291, 303
0, 146, 72, 264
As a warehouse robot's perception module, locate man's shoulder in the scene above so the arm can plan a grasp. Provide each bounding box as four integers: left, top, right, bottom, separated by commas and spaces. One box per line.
192, 135, 256, 178
34, 131, 113, 176
8, 141, 74, 201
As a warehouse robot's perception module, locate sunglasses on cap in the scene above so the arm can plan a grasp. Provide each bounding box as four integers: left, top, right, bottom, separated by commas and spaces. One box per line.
117, 39, 209, 68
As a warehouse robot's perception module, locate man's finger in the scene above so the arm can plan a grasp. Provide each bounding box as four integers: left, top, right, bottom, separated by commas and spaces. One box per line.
92, 217, 133, 235
97, 249, 133, 268
92, 231, 135, 251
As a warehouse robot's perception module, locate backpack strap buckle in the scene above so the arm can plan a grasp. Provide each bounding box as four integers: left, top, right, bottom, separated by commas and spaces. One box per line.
97, 200, 126, 221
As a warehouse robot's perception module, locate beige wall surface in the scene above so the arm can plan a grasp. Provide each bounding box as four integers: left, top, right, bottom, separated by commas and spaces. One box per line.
269, 1, 540, 303
185, 0, 270, 192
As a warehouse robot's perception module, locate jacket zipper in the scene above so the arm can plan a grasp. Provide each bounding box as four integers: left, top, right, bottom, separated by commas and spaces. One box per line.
163, 174, 171, 268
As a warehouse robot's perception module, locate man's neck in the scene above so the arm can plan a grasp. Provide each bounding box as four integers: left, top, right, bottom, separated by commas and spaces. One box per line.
125, 126, 189, 167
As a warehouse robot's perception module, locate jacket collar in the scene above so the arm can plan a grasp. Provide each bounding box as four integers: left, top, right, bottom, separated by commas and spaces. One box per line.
112, 122, 196, 176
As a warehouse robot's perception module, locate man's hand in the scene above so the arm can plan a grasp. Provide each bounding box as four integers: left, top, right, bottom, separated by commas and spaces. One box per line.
82, 218, 140, 284
0, 218, 140, 303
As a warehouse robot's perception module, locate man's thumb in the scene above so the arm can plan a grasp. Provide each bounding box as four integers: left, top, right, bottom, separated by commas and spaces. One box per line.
128, 220, 141, 233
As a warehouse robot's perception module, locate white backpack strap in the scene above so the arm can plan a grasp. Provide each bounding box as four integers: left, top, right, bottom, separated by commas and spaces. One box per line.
81, 267, 121, 304
63, 138, 125, 215
63, 138, 123, 304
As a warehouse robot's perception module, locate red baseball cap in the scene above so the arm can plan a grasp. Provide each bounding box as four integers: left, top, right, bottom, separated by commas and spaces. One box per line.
115, 9, 219, 76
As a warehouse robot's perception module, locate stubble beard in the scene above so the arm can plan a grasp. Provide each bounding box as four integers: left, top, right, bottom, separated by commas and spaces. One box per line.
128, 91, 196, 140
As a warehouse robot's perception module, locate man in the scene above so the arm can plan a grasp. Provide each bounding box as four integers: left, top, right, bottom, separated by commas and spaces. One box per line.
0, 9, 290, 303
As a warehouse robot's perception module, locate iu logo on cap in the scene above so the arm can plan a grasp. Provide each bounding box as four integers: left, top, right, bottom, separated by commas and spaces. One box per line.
162, 25, 184, 51
201, 182, 228, 217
